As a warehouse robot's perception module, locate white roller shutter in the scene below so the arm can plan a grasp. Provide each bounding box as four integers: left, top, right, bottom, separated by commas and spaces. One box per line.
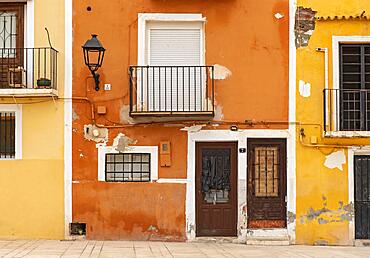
149, 28, 201, 66
143, 21, 204, 112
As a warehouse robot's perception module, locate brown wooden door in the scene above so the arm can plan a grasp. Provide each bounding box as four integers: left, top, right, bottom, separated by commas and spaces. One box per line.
247, 139, 287, 228
196, 142, 237, 236
0, 3, 25, 88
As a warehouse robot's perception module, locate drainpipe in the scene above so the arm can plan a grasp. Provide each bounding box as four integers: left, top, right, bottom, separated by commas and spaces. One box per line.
316, 48, 329, 133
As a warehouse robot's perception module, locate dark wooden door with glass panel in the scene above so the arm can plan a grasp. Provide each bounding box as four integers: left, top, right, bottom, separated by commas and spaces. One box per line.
0, 3, 24, 89
196, 142, 237, 236
354, 156, 370, 239
247, 139, 286, 228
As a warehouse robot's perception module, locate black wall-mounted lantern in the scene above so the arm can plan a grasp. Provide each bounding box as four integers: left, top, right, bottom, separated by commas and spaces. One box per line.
82, 34, 105, 91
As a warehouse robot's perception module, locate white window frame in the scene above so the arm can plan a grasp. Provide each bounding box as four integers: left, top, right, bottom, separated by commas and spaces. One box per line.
328, 36, 370, 137
98, 146, 158, 182
0, 104, 22, 160
136, 13, 206, 112
137, 13, 205, 66
24, 0, 34, 48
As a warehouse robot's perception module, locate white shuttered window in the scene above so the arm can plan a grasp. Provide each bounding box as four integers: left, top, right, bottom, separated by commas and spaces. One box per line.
138, 21, 204, 112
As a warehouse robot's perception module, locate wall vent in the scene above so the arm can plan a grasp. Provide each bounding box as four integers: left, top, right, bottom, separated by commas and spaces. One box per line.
69, 222, 86, 236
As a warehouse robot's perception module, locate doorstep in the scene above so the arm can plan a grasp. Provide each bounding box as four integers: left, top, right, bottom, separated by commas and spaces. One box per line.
190, 237, 239, 244
355, 240, 370, 247
246, 228, 290, 246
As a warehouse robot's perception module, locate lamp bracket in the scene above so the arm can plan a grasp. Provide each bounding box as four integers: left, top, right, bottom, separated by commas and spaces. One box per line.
91, 70, 100, 91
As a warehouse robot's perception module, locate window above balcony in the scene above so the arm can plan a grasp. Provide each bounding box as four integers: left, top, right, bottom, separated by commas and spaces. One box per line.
325, 43, 370, 137
130, 14, 214, 117
0, 3, 58, 97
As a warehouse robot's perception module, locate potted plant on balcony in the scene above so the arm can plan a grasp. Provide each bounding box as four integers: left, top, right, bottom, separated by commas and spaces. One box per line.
37, 78, 52, 88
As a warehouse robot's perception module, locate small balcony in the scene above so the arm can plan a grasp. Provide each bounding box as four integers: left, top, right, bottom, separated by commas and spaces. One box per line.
324, 89, 370, 136
129, 66, 215, 117
0, 47, 58, 97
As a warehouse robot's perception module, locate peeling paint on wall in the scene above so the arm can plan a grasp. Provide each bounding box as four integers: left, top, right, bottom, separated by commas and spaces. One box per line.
113, 133, 137, 152
300, 198, 354, 225
299, 80, 311, 97
295, 7, 317, 48
186, 220, 196, 240
239, 202, 248, 230
317, 218, 329, 224
212, 64, 232, 80
147, 225, 158, 232
214, 105, 224, 121
180, 125, 205, 133
274, 13, 285, 20
72, 108, 79, 121
314, 240, 329, 246
287, 211, 296, 224
119, 105, 135, 124
324, 150, 346, 171
84, 124, 108, 143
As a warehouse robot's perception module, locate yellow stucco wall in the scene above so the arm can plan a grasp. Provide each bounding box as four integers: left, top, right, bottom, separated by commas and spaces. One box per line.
296, 0, 370, 245
0, 0, 65, 239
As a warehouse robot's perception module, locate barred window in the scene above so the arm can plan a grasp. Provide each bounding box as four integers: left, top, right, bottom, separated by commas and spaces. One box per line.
0, 111, 15, 158
339, 44, 370, 131
105, 153, 150, 182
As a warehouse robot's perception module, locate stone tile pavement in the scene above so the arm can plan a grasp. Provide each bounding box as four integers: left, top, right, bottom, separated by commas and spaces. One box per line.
0, 240, 368, 258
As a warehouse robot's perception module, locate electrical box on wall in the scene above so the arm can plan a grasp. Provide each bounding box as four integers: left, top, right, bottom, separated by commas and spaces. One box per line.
97, 105, 107, 115
160, 141, 171, 167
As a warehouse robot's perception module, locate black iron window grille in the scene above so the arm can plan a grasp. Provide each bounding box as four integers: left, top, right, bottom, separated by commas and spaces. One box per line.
129, 66, 215, 116
0, 111, 15, 159
105, 153, 151, 182
324, 44, 370, 132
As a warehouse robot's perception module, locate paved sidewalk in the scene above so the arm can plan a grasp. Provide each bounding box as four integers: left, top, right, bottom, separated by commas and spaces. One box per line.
0, 240, 369, 258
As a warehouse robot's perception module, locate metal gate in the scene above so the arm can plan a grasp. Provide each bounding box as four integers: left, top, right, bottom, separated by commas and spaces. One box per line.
355, 156, 370, 239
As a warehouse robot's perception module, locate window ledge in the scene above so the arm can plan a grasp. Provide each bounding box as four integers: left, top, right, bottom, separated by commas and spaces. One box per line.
0, 88, 58, 97
325, 131, 370, 138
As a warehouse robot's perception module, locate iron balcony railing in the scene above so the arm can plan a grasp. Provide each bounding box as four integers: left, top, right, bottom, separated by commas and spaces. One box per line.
324, 89, 370, 132
129, 66, 215, 116
0, 47, 58, 90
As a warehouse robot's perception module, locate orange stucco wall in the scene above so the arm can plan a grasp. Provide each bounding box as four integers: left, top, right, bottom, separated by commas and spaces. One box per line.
72, 0, 289, 240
